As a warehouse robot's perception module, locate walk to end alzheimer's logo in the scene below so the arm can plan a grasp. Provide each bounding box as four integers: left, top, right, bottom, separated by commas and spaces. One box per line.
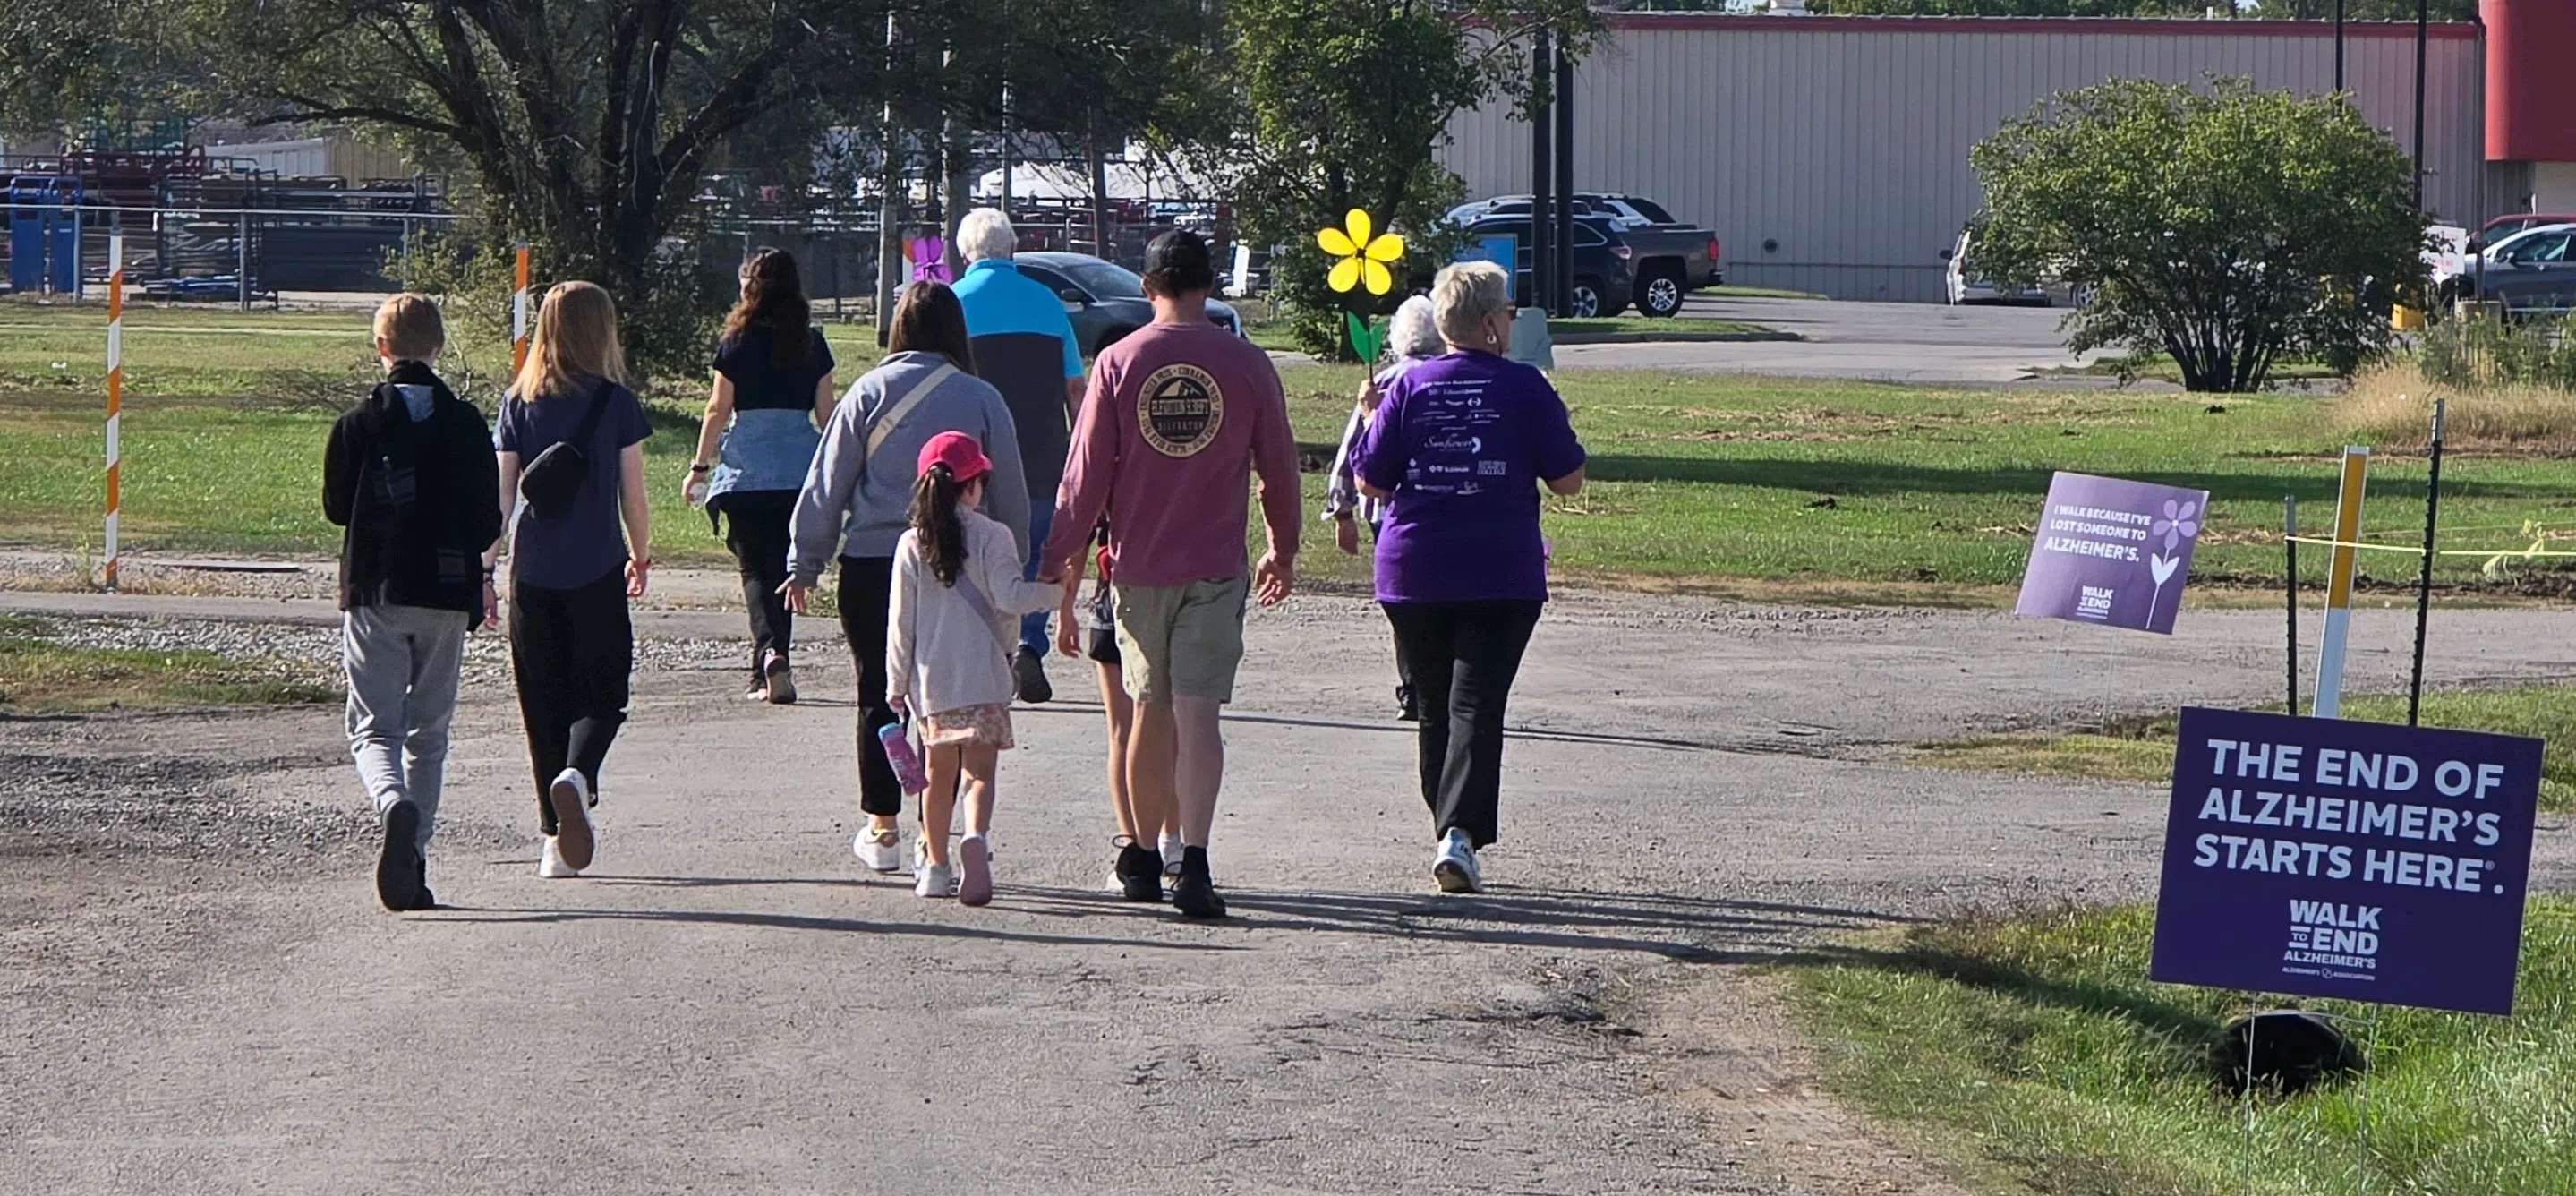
2016, 472, 2207, 636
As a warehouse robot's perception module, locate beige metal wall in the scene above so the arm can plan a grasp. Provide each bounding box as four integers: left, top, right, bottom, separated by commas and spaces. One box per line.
1441, 17, 2485, 303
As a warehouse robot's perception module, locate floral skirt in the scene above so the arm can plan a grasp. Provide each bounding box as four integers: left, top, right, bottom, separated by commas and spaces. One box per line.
920, 703, 1015, 749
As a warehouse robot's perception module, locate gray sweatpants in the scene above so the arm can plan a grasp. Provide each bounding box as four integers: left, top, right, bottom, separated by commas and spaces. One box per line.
344, 603, 470, 852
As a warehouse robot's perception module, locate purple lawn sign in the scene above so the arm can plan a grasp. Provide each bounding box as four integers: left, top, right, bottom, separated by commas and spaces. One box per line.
2015, 472, 2209, 635
2150, 707, 2541, 1015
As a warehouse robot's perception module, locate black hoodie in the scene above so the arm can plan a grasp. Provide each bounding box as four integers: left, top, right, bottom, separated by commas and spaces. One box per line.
322, 361, 505, 624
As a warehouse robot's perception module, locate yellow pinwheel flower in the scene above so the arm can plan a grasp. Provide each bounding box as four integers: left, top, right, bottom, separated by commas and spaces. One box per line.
1317, 209, 1404, 295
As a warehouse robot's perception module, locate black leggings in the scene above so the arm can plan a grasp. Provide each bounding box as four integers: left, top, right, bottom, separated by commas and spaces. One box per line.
508, 568, 633, 835
1383, 600, 1543, 849
837, 555, 903, 817
720, 493, 796, 684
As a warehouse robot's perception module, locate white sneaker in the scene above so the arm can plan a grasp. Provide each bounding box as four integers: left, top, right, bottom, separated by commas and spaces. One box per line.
1159, 832, 1185, 878
538, 835, 581, 879
853, 825, 904, 873
1432, 829, 1481, 893
915, 860, 958, 899
548, 768, 595, 871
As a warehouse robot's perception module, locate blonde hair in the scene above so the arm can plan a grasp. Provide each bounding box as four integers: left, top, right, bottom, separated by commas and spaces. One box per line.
1431, 261, 1512, 349
372, 294, 446, 362
512, 280, 627, 399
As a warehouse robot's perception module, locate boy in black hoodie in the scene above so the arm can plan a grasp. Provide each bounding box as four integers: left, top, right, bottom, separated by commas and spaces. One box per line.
323, 295, 504, 911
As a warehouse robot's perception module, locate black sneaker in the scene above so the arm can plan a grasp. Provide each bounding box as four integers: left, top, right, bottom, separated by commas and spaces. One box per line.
407, 851, 437, 911
1395, 684, 1419, 723
1013, 648, 1053, 704
1115, 842, 1164, 902
1170, 846, 1227, 919
377, 799, 427, 912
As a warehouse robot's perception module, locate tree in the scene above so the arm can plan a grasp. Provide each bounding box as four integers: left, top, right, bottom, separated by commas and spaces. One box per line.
116, 0, 909, 380
1191, 0, 1596, 357
1970, 78, 2422, 391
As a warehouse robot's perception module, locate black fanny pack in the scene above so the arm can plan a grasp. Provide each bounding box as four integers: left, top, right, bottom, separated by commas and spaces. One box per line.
517, 380, 613, 520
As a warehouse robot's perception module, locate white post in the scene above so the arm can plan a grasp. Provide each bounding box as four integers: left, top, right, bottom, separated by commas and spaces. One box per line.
105, 229, 124, 592
2312, 447, 2372, 718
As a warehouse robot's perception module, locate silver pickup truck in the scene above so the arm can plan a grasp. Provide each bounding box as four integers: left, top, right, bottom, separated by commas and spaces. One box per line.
1449, 192, 1722, 317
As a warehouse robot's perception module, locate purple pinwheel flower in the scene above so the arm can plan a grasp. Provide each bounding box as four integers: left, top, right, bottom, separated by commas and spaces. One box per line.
2152, 499, 2201, 552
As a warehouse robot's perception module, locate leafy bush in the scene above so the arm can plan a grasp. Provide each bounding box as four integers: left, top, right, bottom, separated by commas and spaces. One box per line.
1972, 78, 2423, 392
2418, 313, 2576, 393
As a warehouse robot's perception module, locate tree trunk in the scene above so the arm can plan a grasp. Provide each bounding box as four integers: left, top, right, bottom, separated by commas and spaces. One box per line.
943, 118, 973, 278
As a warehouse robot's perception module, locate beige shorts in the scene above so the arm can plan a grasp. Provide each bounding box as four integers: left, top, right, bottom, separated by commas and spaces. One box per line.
1111, 577, 1250, 705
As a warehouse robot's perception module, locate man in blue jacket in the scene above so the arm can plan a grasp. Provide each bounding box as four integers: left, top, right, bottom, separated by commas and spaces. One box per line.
950, 208, 1086, 704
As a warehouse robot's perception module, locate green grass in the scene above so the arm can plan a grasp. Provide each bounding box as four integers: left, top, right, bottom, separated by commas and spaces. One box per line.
0, 632, 337, 711
1911, 684, 2576, 812
14, 304, 2576, 599
1789, 900, 2576, 1196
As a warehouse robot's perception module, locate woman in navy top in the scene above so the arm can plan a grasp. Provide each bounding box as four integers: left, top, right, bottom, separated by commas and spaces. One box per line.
491, 280, 653, 880
1354, 260, 1586, 895
687, 248, 837, 704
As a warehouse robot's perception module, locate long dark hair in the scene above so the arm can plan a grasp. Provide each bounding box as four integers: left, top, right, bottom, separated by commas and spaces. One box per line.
888, 280, 976, 373
908, 464, 968, 587
721, 248, 811, 366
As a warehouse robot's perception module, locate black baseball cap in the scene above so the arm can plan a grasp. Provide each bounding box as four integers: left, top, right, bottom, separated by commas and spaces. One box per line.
1142, 229, 1215, 295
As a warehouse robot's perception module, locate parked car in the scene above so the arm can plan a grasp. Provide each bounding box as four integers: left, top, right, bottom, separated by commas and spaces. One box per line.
1452, 192, 1721, 316
2474, 212, 2576, 250
1943, 229, 2085, 307
1006, 251, 1246, 357
2444, 223, 2576, 318
1460, 212, 1635, 317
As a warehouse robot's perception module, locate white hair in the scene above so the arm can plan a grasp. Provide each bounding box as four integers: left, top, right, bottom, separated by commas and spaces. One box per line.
1386, 295, 1442, 363
956, 209, 1018, 263
1431, 261, 1513, 348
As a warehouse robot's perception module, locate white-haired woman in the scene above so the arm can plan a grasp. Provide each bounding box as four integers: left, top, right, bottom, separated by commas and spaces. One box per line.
1325, 293, 1443, 720
1352, 261, 1586, 893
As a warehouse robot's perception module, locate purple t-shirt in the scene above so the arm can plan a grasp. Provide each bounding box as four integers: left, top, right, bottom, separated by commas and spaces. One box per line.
1354, 350, 1585, 604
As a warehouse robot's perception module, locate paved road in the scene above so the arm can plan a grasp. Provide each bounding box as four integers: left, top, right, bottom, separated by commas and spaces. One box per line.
1555, 294, 2107, 385
5, 592, 2571, 1192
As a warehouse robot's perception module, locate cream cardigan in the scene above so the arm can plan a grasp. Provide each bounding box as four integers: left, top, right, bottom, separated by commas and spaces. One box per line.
886, 508, 1063, 717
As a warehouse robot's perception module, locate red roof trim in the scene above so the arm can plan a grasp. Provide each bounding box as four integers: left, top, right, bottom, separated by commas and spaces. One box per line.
1601, 13, 2481, 40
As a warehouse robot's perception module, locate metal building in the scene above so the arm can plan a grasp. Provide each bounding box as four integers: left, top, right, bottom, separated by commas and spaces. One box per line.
1439, 14, 2487, 303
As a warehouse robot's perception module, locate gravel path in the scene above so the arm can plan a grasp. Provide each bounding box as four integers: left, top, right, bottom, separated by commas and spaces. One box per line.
4, 586, 2570, 1193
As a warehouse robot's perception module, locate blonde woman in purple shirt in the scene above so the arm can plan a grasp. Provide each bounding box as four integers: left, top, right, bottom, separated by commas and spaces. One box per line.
1353, 260, 1586, 893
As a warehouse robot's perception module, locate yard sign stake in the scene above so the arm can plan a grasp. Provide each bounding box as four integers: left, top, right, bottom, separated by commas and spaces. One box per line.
511, 243, 532, 377
104, 229, 124, 593
2313, 446, 2371, 718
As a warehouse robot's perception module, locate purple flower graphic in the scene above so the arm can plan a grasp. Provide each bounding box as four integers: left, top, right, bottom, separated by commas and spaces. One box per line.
2152, 499, 2202, 552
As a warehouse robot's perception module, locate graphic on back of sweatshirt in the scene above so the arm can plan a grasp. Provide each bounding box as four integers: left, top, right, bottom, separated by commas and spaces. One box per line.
1138, 363, 1224, 457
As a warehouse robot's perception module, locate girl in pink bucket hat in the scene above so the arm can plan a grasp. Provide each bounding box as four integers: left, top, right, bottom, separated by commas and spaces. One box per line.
884, 431, 1068, 903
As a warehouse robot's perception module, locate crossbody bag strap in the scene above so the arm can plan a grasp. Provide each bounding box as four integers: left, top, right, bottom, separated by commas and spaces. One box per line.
570, 378, 614, 452
864, 363, 956, 464
949, 568, 1014, 654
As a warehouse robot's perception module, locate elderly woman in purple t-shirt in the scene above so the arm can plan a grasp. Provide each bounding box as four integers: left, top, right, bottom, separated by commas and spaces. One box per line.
1352, 260, 1587, 894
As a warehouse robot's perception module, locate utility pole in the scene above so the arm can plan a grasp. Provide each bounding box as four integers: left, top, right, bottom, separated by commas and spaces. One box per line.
1528, 26, 1553, 316
2333, 0, 2346, 94
1553, 39, 1574, 315
875, 10, 905, 345
2413, 0, 2429, 209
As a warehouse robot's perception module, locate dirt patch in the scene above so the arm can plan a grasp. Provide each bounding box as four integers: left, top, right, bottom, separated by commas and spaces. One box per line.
1625, 964, 1977, 1196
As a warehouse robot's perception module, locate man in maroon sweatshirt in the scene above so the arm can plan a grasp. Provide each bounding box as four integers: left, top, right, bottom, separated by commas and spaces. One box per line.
1042, 230, 1301, 918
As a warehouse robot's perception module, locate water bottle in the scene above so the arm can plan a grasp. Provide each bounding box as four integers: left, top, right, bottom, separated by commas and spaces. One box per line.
878, 719, 929, 795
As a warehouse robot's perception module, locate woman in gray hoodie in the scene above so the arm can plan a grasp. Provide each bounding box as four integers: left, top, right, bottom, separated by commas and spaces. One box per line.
786, 282, 1028, 873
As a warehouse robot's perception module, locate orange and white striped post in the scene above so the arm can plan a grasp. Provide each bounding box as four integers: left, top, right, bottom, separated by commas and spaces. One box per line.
104, 229, 124, 593
511, 243, 532, 378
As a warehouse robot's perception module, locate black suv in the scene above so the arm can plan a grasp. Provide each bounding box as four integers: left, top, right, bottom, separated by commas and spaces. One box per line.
1459, 212, 1635, 318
